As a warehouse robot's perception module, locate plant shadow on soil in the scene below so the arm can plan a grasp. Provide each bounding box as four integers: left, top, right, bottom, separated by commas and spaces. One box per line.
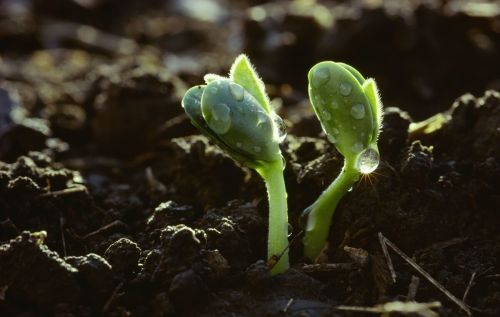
1, 1, 500, 316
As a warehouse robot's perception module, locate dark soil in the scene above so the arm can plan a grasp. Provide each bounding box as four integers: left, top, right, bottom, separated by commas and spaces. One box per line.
1, 0, 499, 316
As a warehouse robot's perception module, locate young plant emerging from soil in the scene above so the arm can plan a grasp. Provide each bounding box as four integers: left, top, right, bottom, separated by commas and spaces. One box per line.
182, 55, 289, 274
302, 61, 383, 260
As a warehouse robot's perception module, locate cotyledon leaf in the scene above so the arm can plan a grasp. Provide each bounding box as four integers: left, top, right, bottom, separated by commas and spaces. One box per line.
182, 85, 206, 130
337, 62, 366, 85
182, 85, 259, 167
308, 61, 376, 157
229, 54, 271, 114
362, 79, 383, 142
201, 79, 281, 163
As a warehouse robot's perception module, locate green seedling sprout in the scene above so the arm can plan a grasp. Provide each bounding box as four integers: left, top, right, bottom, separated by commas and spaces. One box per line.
182, 54, 289, 274
302, 61, 383, 260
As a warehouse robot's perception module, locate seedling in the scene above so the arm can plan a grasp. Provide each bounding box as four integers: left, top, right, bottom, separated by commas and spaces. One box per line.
182, 55, 289, 274
302, 61, 383, 260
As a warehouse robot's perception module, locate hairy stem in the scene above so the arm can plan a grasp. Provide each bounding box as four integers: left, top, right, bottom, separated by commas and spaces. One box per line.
303, 159, 359, 260
258, 159, 289, 275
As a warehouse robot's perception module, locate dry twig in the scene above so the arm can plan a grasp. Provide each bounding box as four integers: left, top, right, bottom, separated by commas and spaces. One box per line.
378, 233, 472, 316
462, 271, 477, 303
378, 232, 396, 283
336, 301, 442, 317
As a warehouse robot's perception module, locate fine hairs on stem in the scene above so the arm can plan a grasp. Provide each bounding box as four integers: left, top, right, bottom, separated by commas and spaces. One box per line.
182, 56, 383, 271
302, 61, 383, 261
182, 54, 289, 274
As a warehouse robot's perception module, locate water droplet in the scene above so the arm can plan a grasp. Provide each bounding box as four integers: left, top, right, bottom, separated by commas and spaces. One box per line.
347, 186, 353, 192
327, 134, 336, 144
281, 155, 287, 170
207, 103, 231, 134
351, 142, 363, 153
339, 82, 352, 96
209, 85, 219, 94
322, 110, 332, 120
288, 223, 293, 238
356, 147, 380, 174
331, 100, 339, 109
273, 114, 287, 143
314, 95, 323, 105
257, 112, 268, 127
332, 127, 339, 134
229, 82, 244, 101
350, 103, 365, 119
253, 145, 261, 153
311, 67, 330, 88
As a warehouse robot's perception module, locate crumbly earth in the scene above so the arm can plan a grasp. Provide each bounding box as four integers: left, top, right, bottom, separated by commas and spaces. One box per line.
1, 1, 499, 316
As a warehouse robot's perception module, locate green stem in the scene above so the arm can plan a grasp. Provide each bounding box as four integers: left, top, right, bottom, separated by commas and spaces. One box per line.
303, 158, 360, 260
257, 159, 289, 275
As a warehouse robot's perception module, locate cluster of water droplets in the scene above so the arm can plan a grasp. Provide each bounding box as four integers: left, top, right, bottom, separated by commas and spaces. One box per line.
311, 63, 380, 178
207, 80, 287, 161
356, 147, 380, 174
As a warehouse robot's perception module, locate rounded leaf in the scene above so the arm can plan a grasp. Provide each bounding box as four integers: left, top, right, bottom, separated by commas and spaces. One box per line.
308, 61, 377, 159
182, 85, 206, 131
201, 79, 281, 163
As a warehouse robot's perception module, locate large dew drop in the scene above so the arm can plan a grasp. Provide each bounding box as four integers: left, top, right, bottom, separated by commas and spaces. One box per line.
207, 103, 231, 134
339, 82, 352, 96
311, 67, 330, 88
356, 147, 380, 174
350, 103, 365, 119
272, 114, 287, 143
229, 82, 244, 101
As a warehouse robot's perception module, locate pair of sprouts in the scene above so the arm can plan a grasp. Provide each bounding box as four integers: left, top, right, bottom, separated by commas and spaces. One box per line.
182, 55, 382, 275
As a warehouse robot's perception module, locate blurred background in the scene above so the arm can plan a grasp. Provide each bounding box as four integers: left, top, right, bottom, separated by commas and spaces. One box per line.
0, 0, 499, 158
